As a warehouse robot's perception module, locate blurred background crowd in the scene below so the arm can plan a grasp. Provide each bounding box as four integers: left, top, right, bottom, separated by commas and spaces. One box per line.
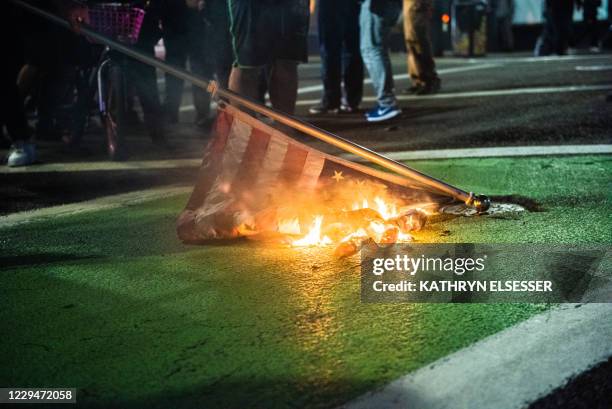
1, 0, 611, 166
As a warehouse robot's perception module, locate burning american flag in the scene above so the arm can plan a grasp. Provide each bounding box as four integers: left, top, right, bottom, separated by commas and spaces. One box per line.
177, 105, 455, 254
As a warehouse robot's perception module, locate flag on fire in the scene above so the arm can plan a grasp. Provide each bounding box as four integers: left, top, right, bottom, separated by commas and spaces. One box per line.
176, 105, 457, 251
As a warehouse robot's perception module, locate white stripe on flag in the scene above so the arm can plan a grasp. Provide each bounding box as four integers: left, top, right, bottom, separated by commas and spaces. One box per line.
297, 151, 326, 191
254, 132, 289, 193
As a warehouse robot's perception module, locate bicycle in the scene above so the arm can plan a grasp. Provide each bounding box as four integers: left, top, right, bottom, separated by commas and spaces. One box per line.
71, 3, 145, 161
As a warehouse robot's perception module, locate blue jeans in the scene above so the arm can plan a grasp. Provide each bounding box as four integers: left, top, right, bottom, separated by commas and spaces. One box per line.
360, 0, 401, 108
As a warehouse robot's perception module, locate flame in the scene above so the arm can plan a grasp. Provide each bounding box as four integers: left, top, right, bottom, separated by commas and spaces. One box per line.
292, 216, 333, 247
374, 197, 399, 219
278, 218, 301, 235
291, 196, 418, 248
351, 196, 399, 219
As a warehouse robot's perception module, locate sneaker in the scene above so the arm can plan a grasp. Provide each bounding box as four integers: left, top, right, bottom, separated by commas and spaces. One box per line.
7, 142, 36, 167
309, 102, 339, 115
365, 105, 401, 122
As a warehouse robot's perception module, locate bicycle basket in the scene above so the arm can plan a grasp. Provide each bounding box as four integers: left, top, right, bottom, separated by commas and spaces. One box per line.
88, 3, 145, 45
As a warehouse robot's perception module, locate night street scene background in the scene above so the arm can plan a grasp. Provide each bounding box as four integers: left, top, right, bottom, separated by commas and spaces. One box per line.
1, 0, 611, 408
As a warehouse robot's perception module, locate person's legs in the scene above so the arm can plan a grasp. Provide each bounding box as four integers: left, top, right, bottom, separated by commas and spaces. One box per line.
228, 66, 262, 103
403, 0, 439, 92
190, 54, 212, 126
550, 0, 574, 54
2, 61, 35, 166
403, 0, 419, 87
535, 1, 555, 56
187, 22, 212, 126
128, 58, 165, 142
227, 0, 267, 104
583, 3, 599, 48
164, 34, 188, 123
499, 16, 514, 51
205, 0, 233, 88
315, 0, 343, 111
341, 0, 364, 110
268, 60, 298, 114
2, 71, 29, 143
359, 0, 399, 108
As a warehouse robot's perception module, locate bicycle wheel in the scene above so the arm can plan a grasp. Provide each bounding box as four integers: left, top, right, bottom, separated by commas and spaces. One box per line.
104, 64, 127, 161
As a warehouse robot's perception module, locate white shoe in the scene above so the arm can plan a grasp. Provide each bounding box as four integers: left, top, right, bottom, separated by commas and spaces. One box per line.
7, 142, 36, 167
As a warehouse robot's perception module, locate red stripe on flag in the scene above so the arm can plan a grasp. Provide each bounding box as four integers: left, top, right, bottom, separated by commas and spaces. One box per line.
207, 109, 233, 157
278, 143, 309, 187
230, 127, 272, 201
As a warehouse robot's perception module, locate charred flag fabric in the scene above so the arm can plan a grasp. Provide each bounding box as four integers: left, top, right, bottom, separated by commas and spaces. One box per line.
177, 105, 454, 242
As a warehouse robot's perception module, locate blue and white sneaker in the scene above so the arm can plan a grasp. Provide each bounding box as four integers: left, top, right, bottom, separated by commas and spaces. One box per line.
365, 105, 401, 122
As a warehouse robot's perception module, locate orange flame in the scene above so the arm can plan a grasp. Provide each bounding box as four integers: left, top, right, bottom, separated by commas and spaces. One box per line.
292, 216, 333, 247
291, 195, 416, 248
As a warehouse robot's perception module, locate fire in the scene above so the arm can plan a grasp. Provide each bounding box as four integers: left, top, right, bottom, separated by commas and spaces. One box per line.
373, 197, 398, 219
291, 216, 332, 247
278, 218, 301, 235
290, 195, 426, 255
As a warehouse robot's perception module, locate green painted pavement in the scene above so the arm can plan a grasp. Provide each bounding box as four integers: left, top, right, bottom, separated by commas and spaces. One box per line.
1, 155, 610, 408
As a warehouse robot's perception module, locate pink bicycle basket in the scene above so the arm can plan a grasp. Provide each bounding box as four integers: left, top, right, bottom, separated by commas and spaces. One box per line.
87, 3, 145, 45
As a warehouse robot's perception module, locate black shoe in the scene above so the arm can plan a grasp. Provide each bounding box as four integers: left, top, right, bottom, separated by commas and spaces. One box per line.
309, 102, 339, 115
415, 78, 441, 95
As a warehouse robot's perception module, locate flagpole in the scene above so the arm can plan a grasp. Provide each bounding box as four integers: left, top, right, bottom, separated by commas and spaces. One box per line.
9, 0, 490, 212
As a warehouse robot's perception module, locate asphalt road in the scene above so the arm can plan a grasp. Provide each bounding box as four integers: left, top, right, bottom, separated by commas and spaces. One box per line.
1, 52, 611, 215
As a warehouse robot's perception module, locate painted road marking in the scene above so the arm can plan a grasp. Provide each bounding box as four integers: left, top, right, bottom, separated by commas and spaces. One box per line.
340, 144, 612, 162
575, 64, 612, 71
0, 159, 202, 174
427, 54, 612, 65
2, 145, 609, 174
477, 53, 612, 64
297, 84, 612, 106
0, 185, 191, 228
296, 63, 501, 95
342, 303, 612, 409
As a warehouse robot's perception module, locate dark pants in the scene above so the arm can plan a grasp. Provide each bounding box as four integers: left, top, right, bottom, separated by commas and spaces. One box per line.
583, 2, 600, 47
318, 0, 363, 108
129, 8, 165, 140
0, 61, 29, 142
1, 6, 28, 142
164, 28, 211, 123
535, 0, 575, 56
202, 0, 234, 89
128, 57, 165, 140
